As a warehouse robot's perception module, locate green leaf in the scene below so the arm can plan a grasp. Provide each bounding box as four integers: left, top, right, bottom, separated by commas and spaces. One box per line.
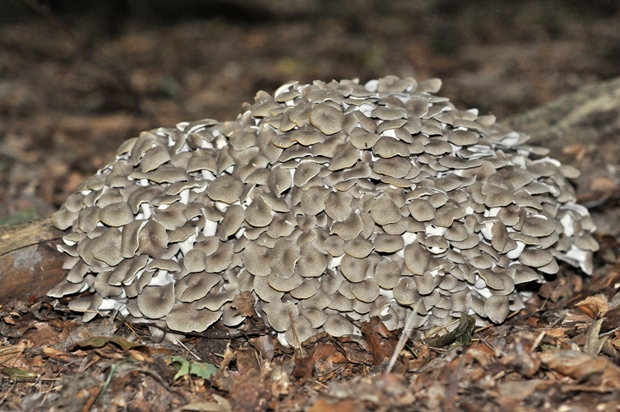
1, 367, 38, 381
172, 357, 191, 380
170, 356, 217, 380
189, 361, 218, 380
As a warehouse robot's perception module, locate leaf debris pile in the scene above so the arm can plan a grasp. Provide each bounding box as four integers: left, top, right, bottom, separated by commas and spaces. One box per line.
2, 267, 620, 411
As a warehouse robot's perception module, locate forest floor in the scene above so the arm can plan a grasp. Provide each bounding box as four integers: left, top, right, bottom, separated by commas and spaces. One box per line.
1, 1, 620, 410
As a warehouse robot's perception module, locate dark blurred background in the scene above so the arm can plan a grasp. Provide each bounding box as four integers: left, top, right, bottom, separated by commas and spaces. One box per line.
1, 0, 620, 223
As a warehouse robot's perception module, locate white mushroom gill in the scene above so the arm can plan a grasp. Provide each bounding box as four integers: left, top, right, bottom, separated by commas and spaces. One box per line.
49, 76, 598, 345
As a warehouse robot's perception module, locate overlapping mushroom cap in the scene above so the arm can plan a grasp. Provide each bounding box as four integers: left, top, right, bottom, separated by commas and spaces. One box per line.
50, 76, 598, 344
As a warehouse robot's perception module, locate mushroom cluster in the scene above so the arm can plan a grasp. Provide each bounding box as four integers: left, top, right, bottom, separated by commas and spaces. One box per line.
50, 76, 598, 344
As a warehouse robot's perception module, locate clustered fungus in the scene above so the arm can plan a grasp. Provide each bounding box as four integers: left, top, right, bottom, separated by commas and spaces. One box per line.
50, 76, 598, 345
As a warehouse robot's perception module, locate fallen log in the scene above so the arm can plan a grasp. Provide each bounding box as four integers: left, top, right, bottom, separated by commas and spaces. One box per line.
0, 219, 65, 304
503, 75, 620, 163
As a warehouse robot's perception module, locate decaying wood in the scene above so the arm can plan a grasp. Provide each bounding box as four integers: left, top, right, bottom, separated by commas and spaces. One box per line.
0, 219, 65, 304
0, 218, 62, 256
505, 75, 620, 209
503, 75, 620, 160
0, 76, 618, 304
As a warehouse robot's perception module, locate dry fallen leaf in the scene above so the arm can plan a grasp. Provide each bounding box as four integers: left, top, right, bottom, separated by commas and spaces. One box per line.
427, 313, 476, 348
497, 379, 550, 403
292, 355, 315, 383
249, 335, 275, 362
68, 336, 148, 353
501, 331, 541, 378
361, 316, 398, 365
42, 346, 70, 359
584, 319, 609, 356
0, 340, 30, 366
576, 294, 609, 319
539, 350, 620, 390
230, 291, 257, 319
307, 398, 359, 412
180, 401, 228, 412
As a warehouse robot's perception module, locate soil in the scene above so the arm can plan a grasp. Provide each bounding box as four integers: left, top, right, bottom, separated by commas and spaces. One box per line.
1, 1, 620, 411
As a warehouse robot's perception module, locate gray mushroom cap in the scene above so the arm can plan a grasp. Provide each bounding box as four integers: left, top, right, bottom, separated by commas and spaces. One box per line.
50, 76, 598, 343
284, 315, 317, 346
166, 302, 222, 333
323, 314, 356, 337
309, 103, 345, 135
179, 272, 221, 302
262, 301, 298, 332
100, 202, 134, 227
137, 283, 176, 319
68, 294, 104, 322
